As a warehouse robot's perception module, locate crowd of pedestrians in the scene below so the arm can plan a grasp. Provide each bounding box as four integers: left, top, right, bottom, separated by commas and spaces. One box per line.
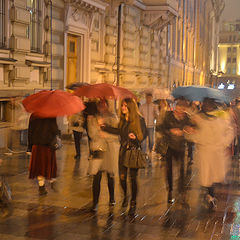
26, 92, 240, 215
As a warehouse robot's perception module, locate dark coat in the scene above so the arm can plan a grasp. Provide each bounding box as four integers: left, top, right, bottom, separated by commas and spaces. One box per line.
101, 116, 147, 171
102, 116, 147, 147
28, 115, 60, 150
157, 111, 193, 152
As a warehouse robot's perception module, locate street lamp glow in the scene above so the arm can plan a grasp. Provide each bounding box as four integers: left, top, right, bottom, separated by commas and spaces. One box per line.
218, 83, 225, 89
227, 84, 235, 89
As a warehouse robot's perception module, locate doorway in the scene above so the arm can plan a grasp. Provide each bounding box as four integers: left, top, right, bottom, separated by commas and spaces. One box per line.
66, 35, 82, 87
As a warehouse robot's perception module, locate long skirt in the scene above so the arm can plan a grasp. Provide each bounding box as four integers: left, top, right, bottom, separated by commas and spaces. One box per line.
29, 145, 57, 179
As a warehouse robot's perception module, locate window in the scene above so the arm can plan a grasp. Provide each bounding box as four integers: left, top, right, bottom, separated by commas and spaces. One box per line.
227, 68, 231, 74
227, 57, 231, 63
0, 0, 5, 48
227, 47, 231, 53
232, 68, 236, 75
27, 0, 42, 52
233, 47, 237, 53
232, 57, 236, 63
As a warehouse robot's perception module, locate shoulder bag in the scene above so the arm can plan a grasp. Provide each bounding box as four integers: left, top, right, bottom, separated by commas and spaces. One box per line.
123, 142, 147, 169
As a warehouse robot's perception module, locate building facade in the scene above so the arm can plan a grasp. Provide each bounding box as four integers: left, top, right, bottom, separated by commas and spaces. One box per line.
217, 19, 240, 96
0, 0, 220, 148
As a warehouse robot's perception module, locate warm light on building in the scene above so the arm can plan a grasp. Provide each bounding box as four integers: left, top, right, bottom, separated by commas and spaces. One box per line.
221, 61, 226, 73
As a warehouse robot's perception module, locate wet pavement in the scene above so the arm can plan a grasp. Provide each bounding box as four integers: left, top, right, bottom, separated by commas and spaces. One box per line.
0, 135, 240, 240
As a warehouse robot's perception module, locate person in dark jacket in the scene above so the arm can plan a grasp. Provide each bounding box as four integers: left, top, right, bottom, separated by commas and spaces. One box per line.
157, 99, 193, 203
28, 114, 60, 196
100, 98, 147, 215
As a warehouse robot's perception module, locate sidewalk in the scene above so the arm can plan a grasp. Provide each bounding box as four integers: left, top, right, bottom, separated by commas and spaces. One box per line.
0, 137, 239, 240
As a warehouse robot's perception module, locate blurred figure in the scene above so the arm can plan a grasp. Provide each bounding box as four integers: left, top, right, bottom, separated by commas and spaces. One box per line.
28, 114, 60, 196
139, 93, 158, 165
185, 98, 234, 210
231, 99, 240, 157
186, 101, 200, 165
87, 101, 119, 211
69, 112, 84, 160
101, 98, 147, 214
161, 99, 193, 203
155, 99, 169, 160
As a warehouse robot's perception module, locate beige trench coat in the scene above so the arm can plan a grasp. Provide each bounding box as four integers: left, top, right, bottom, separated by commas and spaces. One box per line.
185, 111, 234, 187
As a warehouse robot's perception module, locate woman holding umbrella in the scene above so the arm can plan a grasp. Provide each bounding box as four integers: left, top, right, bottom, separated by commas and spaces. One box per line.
23, 90, 85, 196
28, 114, 60, 195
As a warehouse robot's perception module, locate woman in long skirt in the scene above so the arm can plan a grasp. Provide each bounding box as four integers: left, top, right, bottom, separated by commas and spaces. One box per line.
28, 114, 60, 196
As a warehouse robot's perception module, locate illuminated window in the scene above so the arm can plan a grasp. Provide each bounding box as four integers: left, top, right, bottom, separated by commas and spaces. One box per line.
0, 0, 5, 48
27, 0, 42, 52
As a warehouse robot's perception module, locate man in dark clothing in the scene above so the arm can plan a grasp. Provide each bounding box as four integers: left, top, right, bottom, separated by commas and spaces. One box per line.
157, 99, 193, 203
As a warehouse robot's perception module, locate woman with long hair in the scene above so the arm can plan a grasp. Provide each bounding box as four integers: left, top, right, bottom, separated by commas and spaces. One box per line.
101, 98, 147, 214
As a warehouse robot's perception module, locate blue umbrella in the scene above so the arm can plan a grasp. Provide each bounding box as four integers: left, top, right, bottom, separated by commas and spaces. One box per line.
172, 86, 230, 103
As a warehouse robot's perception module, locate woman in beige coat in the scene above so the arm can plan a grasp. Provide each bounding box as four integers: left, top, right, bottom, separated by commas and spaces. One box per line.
87, 100, 119, 211
185, 98, 234, 209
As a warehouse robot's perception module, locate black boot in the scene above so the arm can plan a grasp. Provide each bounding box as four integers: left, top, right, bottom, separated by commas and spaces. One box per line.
39, 185, 47, 196
168, 191, 175, 204
128, 200, 136, 215
122, 196, 128, 208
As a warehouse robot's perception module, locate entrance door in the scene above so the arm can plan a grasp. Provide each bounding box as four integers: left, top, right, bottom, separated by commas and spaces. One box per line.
67, 35, 78, 87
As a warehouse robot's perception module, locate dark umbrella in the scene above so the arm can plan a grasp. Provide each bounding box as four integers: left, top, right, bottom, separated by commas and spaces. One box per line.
66, 82, 89, 90
22, 90, 85, 118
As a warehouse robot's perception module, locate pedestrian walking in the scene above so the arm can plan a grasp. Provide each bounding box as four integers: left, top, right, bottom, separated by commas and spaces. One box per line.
160, 99, 193, 203
139, 93, 158, 165
154, 99, 169, 161
28, 114, 61, 196
184, 98, 234, 209
86, 101, 119, 211
69, 112, 84, 160
101, 98, 147, 214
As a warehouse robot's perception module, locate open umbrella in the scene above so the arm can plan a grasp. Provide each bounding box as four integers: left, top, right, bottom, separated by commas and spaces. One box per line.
22, 90, 85, 118
66, 82, 89, 90
172, 86, 230, 103
74, 83, 136, 100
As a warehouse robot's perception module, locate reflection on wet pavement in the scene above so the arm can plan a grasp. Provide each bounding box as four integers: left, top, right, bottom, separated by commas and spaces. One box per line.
0, 136, 240, 239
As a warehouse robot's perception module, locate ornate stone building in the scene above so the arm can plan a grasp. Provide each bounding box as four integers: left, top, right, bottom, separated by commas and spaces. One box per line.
217, 19, 240, 97
0, 0, 221, 147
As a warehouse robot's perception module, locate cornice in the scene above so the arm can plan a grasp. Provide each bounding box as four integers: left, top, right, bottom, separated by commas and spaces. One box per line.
65, 0, 109, 12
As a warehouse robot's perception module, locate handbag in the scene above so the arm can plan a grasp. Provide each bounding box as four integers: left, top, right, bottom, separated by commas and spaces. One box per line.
50, 135, 63, 150
155, 137, 168, 155
123, 144, 147, 169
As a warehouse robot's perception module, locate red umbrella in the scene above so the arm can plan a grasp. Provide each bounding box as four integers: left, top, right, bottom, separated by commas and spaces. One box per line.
22, 90, 85, 118
74, 83, 136, 100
